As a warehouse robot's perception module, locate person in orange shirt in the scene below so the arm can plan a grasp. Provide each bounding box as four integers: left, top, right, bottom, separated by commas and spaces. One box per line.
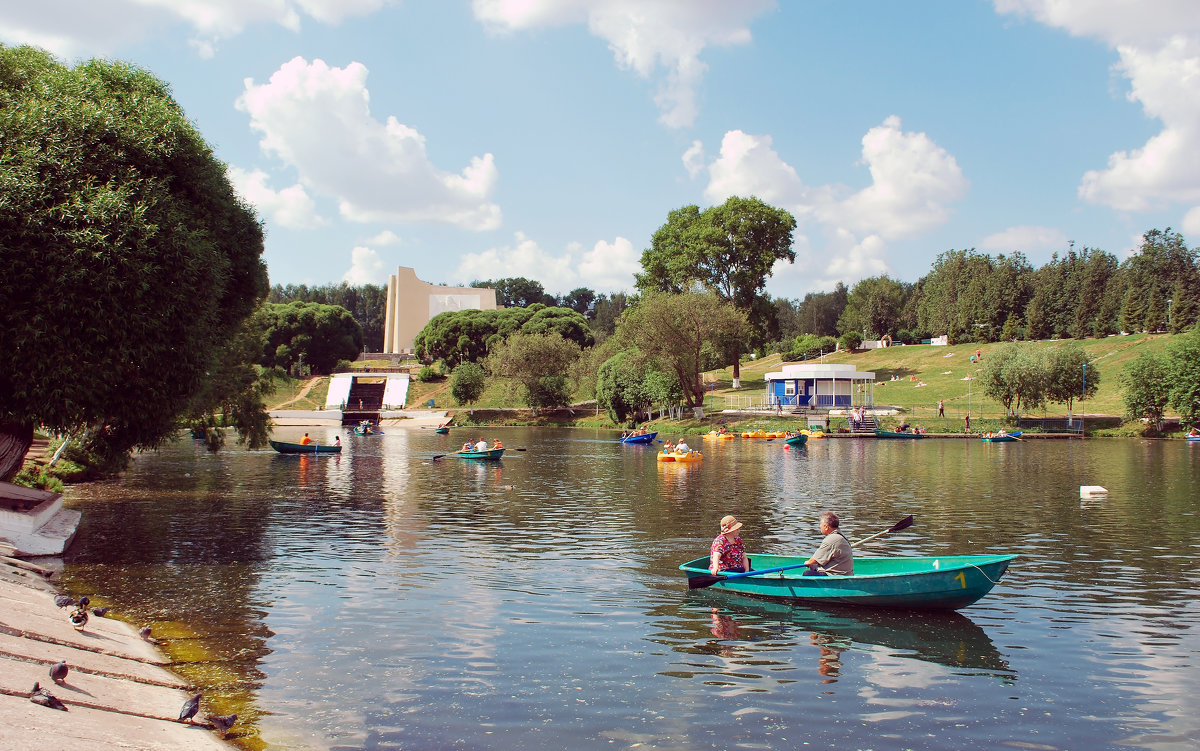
299, 433, 312, 445
492, 439, 503, 449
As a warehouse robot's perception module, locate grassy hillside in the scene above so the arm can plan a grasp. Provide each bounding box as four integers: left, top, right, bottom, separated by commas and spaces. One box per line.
705, 333, 1179, 423
268, 333, 1188, 432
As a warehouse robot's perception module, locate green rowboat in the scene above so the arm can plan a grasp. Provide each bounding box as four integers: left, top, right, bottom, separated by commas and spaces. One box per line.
874, 429, 925, 439
455, 447, 505, 460
269, 439, 341, 454
784, 433, 808, 447
680, 553, 1016, 610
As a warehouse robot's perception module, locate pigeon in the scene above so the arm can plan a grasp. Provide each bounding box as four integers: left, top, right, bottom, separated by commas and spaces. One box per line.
30, 682, 68, 711
68, 607, 88, 631
206, 713, 237, 733
54, 595, 75, 608
179, 693, 201, 723
139, 626, 159, 643
49, 660, 68, 684
92, 606, 110, 617
78, 596, 90, 609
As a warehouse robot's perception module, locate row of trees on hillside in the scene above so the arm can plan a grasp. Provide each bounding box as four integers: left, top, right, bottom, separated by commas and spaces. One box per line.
977, 342, 1099, 420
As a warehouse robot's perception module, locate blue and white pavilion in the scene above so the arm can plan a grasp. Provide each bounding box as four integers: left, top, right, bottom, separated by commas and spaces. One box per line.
764, 363, 875, 410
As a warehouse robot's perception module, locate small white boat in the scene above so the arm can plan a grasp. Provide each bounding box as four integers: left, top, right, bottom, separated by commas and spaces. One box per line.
0, 482, 80, 556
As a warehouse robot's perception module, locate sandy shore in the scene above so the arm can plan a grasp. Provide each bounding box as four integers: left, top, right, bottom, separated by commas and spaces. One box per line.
0, 560, 233, 749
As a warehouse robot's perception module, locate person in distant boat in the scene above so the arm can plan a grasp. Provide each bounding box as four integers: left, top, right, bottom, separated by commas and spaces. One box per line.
717, 426, 727, 435
675, 439, 691, 454
492, 439, 503, 449
1189, 427, 1200, 437
300, 433, 312, 445
334, 436, 341, 447
803, 511, 853, 576
474, 438, 488, 452
462, 442, 472, 452
897, 422, 910, 433
709, 515, 749, 575
662, 441, 674, 454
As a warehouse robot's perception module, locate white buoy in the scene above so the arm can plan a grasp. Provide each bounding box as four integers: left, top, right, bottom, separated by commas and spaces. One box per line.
1080, 485, 1108, 498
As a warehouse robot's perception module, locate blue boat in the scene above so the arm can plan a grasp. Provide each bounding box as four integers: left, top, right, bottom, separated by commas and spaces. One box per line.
620, 431, 658, 444
680, 553, 1016, 610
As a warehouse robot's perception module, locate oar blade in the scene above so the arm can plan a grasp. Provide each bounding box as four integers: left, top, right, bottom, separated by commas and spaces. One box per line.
888, 514, 915, 534
687, 573, 727, 589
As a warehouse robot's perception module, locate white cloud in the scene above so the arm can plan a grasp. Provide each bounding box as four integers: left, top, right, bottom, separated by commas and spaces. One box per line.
0, 0, 390, 59
1182, 206, 1200, 237
454, 232, 640, 294
227, 166, 325, 229
343, 245, 389, 285
363, 230, 404, 246
682, 140, 706, 178
236, 57, 502, 231
995, 1, 1200, 214
472, 0, 774, 128
978, 225, 1069, 252
696, 117, 967, 290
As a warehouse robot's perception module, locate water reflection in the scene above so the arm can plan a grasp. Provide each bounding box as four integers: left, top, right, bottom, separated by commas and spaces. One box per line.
57, 428, 1200, 751
682, 592, 1013, 681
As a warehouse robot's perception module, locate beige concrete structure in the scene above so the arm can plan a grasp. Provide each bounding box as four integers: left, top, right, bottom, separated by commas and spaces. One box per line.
382, 267, 497, 354
0, 561, 232, 749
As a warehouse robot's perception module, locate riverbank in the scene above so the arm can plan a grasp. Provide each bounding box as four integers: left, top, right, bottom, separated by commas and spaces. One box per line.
0, 559, 232, 749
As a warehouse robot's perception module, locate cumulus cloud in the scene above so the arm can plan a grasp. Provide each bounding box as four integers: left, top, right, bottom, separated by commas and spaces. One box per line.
0, 0, 390, 58
978, 225, 1069, 252
995, 1, 1200, 214
454, 232, 640, 294
363, 230, 404, 246
237, 57, 502, 230
1183, 206, 1200, 237
343, 245, 389, 285
228, 166, 325, 229
472, 0, 774, 128
695, 117, 967, 290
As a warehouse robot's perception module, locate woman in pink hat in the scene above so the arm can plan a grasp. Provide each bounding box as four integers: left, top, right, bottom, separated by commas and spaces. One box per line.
709, 515, 749, 575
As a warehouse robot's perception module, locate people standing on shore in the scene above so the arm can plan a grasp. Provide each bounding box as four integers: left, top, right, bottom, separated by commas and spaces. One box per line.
938, 400, 944, 417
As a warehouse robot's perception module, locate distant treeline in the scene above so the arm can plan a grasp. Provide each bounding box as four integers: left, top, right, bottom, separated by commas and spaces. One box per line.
271, 228, 1198, 355
772, 228, 1199, 349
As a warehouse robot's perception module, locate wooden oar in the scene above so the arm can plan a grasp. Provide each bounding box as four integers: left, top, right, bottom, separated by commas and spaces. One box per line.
687, 515, 915, 589
851, 514, 914, 547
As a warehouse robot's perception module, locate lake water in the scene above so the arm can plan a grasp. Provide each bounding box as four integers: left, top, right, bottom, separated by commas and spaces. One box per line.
60, 428, 1200, 750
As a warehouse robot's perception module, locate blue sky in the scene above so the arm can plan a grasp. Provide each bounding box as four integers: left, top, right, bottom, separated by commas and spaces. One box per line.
4, 1, 1199, 301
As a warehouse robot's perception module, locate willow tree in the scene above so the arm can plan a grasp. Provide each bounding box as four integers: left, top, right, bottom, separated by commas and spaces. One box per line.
615, 291, 748, 416
0, 46, 268, 477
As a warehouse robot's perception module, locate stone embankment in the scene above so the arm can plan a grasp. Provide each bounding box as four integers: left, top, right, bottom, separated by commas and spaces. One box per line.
0, 557, 231, 750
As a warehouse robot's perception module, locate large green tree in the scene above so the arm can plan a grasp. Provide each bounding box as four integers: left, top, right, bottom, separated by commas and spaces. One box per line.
615, 291, 748, 413
270, 282, 387, 351
1167, 325, 1200, 426
979, 343, 1046, 419
836, 275, 910, 340
449, 361, 487, 409
1123, 351, 1172, 431
1043, 342, 1099, 419
0, 46, 268, 477
471, 277, 553, 308
486, 332, 581, 413
255, 302, 363, 375
636, 196, 795, 386
414, 305, 591, 365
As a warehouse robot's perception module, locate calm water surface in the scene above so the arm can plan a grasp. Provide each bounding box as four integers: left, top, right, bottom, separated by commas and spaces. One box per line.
60, 428, 1200, 750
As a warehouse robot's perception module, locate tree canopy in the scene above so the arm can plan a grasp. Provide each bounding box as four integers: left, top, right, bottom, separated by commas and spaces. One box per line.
636, 196, 795, 383
470, 277, 554, 308
270, 282, 387, 351
414, 305, 592, 365
254, 302, 363, 375
0, 45, 268, 476
486, 332, 580, 413
615, 291, 748, 411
